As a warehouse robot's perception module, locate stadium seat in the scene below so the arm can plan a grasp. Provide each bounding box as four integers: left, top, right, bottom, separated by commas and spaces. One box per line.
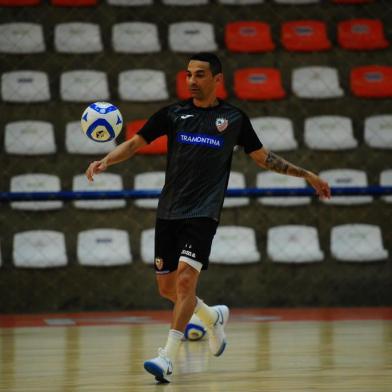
225, 21, 274, 53
163, 0, 208, 5
281, 20, 331, 52
118, 70, 168, 101
218, 0, 264, 4
234, 68, 286, 100
304, 116, 358, 150
126, 120, 167, 154
73, 173, 126, 210
77, 229, 132, 266
176, 70, 228, 100
13, 231, 68, 268
60, 70, 109, 102
267, 225, 324, 263
331, 224, 388, 262
134, 171, 164, 209
112, 22, 160, 53
10, 174, 63, 211
65, 121, 116, 154
54, 23, 102, 53
364, 115, 392, 149
140, 228, 156, 264
256, 172, 311, 206
169, 22, 217, 52
338, 19, 388, 51
0, 0, 41, 5
273, 0, 319, 3
292, 67, 344, 99
350, 66, 392, 98
5, 120, 56, 155
1, 71, 50, 102
250, 117, 298, 151
223, 172, 249, 208
210, 226, 261, 264
319, 169, 373, 205
0, 23, 45, 53
380, 170, 392, 203
107, 0, 153, 5
51, 0, 97, 6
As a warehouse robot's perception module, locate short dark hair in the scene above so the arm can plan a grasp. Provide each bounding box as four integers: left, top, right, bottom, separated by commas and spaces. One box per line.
189, 52, 222, 76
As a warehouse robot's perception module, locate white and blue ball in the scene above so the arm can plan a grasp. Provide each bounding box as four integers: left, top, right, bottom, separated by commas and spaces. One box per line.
184, 315, 207, 341
81, 102, 123, 142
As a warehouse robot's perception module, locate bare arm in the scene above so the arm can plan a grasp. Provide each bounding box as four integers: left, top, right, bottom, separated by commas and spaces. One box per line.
249, 147, 331, 199
85, 134, 147, 182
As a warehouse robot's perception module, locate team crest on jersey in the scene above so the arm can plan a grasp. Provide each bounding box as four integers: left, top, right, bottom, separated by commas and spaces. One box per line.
215, 118, 228, 132
155, 257, 164, 270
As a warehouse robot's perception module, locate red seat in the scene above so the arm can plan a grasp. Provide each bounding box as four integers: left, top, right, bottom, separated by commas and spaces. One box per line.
351, 66, 392, 98
126, 120, 168, 155
0, 0, 40, 5
281, 20, 331, 52
234, 68, 286, 101
51, 0, 96, 5
332, 0, 374, 3
176, 70, 228, 100
338, 19, 388, 50
225, 21, 275, 53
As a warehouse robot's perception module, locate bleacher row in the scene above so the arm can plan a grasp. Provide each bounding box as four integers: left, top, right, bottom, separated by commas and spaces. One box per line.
0, 0, 379, 7
0, 19, 389, 55
2, 223, 388, 269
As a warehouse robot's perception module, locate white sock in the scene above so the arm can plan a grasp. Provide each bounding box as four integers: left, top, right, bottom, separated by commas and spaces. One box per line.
164, 329, 183, 360
194, 297, 218, 329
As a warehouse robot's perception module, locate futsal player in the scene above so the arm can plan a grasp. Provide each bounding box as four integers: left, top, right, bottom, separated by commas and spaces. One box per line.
85, 53, 331, 384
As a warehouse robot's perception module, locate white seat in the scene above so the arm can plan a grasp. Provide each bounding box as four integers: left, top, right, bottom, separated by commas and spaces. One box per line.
250, 117, 298, 151
218, 0, 264, 4
112, 22, 160, 53
210, 226, 260, 264
13, 230, 67, 268
292, 67, 344, 99
257, 172, 310, 206
267, 225, 324, 263
107, 0, 153, 5
54, 23, 103, 53
134, 171, 164, 209
0, 23, 45, 54
304, 116, 358, 150
73, 173, 125, 210
77, 229, 132, 266
118, 70, 168, 101
223, 172, 249, 207
273, 0, 319, 3
319, 169, 373, 205
5, 120, 56, 155
169, 22, 217, 52
60, 70, 109, 102
140, 228, 155, 264
331, 224, 388, 262
10, 174, 63, 211
1, 71, 50, 102
163, 0, 208, 5
380, 169, 392, 203
364, 115, 392, 149
65, 121, 116, 154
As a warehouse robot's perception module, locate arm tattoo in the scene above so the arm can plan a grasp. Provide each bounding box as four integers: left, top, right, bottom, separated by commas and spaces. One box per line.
265, 151, 308, 178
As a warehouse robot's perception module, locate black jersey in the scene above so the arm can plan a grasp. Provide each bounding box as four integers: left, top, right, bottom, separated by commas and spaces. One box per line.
137, 99, 263, 221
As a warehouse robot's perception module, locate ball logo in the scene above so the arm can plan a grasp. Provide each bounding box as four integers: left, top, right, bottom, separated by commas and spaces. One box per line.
155, 257, 164, 270
216, 118, 228, 132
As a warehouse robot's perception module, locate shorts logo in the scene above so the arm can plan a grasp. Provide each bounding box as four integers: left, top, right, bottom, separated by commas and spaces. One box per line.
215, 118, 228, 132
177, 132, 223, 149
155, 257, 164, 270
181, 249, 196, 258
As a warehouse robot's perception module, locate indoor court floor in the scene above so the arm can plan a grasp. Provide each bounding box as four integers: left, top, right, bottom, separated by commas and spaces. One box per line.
1, 308, 391, 392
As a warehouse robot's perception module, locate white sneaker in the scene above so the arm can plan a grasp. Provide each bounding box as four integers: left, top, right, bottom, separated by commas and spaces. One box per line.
143, 348, 173, 383
208, 305, 229, 356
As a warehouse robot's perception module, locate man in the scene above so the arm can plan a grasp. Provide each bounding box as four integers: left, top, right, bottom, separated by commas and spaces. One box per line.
85, 53, 331, 384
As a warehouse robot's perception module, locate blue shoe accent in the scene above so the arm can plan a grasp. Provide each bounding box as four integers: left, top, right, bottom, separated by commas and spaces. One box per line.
144, 361, 170, 383
214, 339, 227, 357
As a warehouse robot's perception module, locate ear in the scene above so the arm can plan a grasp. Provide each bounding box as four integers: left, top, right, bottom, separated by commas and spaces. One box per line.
214, 73, 223, 84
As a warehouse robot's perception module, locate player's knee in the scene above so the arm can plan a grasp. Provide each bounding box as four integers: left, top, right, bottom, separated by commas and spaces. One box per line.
176, 272, 195, 299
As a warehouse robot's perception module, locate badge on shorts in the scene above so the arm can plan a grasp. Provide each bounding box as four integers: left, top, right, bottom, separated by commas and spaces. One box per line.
215, 118, 228, 132
155, 257, 164, 270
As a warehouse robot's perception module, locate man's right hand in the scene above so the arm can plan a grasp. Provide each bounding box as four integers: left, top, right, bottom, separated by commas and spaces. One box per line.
85, 159, 108, 182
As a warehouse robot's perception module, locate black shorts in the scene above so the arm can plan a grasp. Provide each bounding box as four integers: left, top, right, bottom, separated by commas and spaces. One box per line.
154, 217, 218, 274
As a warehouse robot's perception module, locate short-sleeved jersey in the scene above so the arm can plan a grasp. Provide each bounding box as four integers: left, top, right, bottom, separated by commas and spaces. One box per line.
137, 99, 262, 221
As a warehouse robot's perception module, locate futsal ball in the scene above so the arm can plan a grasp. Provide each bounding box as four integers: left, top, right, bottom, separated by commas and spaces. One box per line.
184, 315, 207, 341
81, 102, 123, 142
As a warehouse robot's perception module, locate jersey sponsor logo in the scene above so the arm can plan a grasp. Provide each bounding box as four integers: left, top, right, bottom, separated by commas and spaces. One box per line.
180, 114, 195, 119
216, 118, 228, 132
177, 132, 224, 149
